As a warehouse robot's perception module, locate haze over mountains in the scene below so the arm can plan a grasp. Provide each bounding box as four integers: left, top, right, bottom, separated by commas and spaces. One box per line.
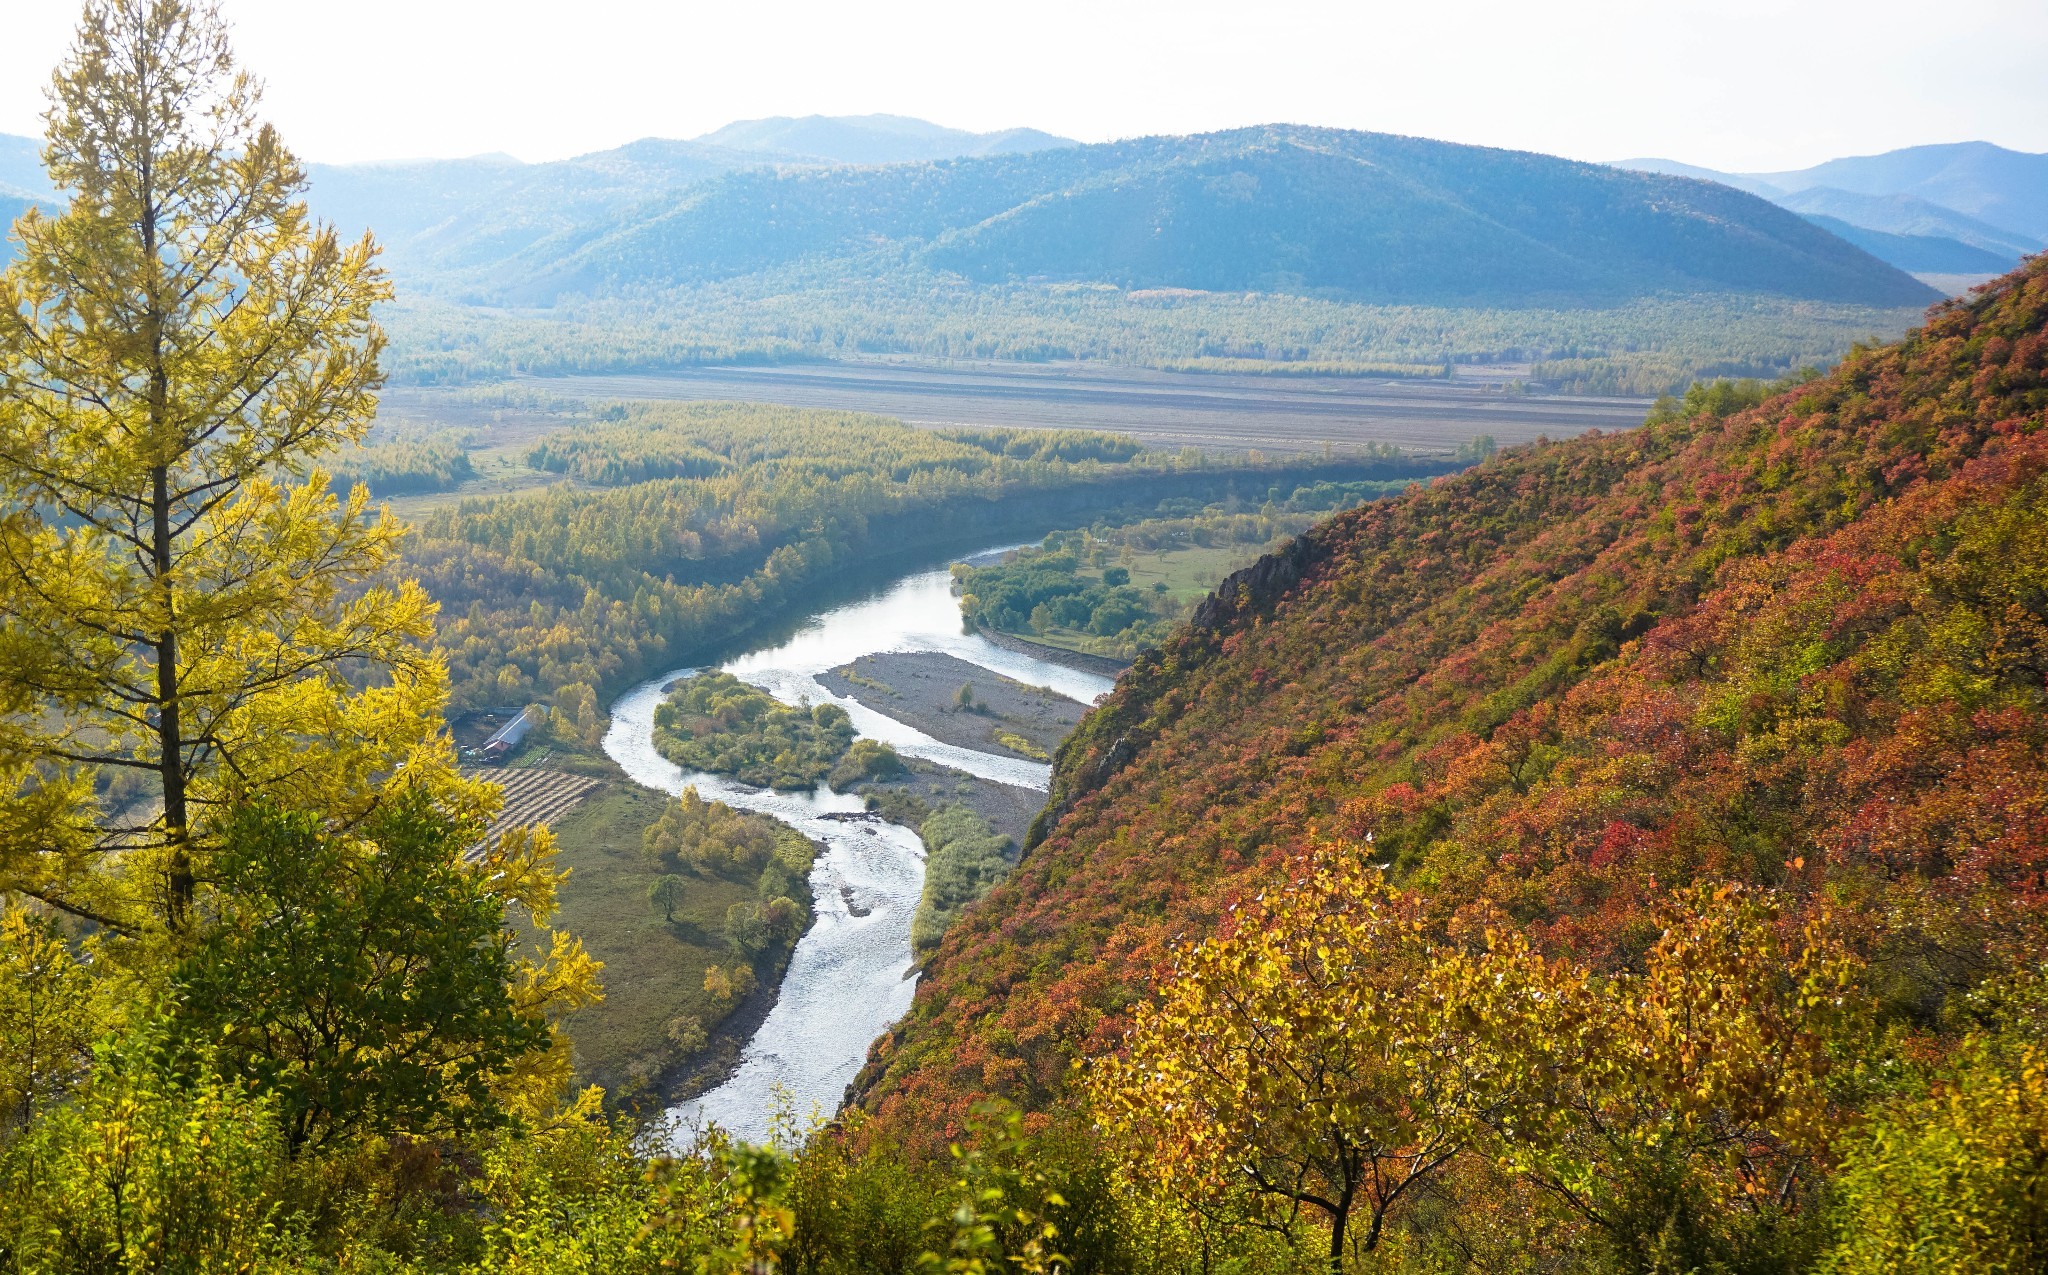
1613, 142, 2047, 279
693, 113, 1076, 165
0, 132, 52, 201
8, 116, 2011, 313
460, 125, 1933, 309
243, 121, 1930, 312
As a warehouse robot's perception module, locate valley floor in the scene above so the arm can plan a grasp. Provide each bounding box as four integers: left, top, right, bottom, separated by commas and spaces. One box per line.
447, 359, 1652, 456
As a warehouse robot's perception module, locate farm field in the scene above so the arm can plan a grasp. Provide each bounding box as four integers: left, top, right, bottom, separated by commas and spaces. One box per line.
383, 358, 1653, 460
464, 766, 602, 856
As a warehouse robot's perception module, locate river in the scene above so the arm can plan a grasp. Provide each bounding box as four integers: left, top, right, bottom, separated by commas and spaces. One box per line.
601, 555, 1114, 1144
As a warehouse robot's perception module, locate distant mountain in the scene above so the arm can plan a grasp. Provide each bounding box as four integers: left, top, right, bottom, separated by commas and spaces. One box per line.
304, 121, 1077, 271
1774, 187, 2039, 260
0, 133, 53, 200
1614, 143, 2048, 246
1755, 142, 2048, 242
1799, 213, 2014, 274
494, 126, 1936, 309
1606, 157, 1782, 199
307, 138, 758, 273
2, 125, 1950, 316
0, 192, 30, 266
692, 114, 1076, 165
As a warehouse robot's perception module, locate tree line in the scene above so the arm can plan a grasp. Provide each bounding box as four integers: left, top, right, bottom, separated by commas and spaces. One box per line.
379, 267, 1922, 398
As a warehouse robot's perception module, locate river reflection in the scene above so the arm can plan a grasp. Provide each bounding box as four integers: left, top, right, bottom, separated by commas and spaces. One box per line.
602, 553, 1113, 1144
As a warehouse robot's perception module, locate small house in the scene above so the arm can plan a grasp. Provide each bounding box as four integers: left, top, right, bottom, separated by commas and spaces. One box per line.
480, 706, 538, 761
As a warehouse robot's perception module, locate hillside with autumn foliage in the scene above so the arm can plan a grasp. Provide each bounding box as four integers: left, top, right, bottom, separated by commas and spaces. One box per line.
853, 257, 2048, 1141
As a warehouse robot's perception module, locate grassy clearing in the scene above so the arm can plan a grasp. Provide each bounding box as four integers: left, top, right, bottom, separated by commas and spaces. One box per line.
544, 779, 807, 1105
1013, 540, 1275, 655
1117, 541, 1268, 603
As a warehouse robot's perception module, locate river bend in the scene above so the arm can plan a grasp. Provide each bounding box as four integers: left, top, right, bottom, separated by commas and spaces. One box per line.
602, 559, 1112, 1143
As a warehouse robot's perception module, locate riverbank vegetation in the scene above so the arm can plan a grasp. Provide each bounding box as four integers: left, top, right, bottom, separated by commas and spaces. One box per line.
407, 400, 1442, 725
828, 738, 910, 790
910, 806, 1019, 957
535, 779, 814, 1103
651, 672, 857, 789
953, 477, 1419, 658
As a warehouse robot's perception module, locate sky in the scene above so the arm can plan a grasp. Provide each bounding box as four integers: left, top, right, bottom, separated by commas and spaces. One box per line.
2, 0, 2044, 171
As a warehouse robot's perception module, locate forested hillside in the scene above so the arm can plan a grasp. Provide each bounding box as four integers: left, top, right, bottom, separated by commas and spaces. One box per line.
857, 257, 2048, 1189
485, 127, 1934, 308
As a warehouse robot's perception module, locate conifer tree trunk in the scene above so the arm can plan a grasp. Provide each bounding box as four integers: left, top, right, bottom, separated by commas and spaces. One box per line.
152, 460, 190, 917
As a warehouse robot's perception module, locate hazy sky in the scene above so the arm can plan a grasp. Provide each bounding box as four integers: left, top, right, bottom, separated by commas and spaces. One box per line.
3, 0, 2043, 171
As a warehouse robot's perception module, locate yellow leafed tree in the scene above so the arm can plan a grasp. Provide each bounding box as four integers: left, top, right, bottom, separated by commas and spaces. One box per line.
0, 0, 486, 930
1086, 847, 1478, 1273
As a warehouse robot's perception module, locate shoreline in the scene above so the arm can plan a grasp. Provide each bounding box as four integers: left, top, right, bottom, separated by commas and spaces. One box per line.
971, 624, 1133, 679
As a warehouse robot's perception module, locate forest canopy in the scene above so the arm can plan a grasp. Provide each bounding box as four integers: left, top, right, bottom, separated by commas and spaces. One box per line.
403, 399, 1444, 722
381, 278, 1923, 398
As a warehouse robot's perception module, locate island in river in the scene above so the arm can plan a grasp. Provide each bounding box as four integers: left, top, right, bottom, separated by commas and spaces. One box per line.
811, 651, 1088, 845
581, 558, 1115, 1138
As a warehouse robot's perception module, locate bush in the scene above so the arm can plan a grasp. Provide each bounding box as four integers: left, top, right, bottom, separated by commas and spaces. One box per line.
664, 1016, 708, 1055
170, 799, 549, 1153
827, 739, 906, 792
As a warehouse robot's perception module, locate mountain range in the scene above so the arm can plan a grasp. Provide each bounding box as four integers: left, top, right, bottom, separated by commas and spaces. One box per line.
0, 131, 51, 201
0, 113, 1075, 270
277, 123, 1934, 311
692, 113, 1075, 165
12, 119, 2014, 319
1613, 142, 2046, 279
548, 126, 1933, 307
6, 121, 2036, 309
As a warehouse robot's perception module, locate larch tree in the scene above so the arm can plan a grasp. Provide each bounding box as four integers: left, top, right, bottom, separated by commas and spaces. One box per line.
0, 0, 483, 930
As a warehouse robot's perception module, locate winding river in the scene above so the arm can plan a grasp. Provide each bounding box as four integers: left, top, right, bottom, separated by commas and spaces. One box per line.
602, 555, 1114, 1144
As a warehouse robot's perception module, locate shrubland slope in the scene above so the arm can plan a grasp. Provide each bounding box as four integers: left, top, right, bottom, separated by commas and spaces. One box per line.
854, 260, 2048, 1137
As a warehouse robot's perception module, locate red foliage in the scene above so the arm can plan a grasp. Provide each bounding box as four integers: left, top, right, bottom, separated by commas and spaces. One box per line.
850, 261, 2048, 1147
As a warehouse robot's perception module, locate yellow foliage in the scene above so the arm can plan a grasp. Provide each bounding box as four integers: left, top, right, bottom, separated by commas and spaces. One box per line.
0, 0, 465, 931
1090, 847, 1862, 1267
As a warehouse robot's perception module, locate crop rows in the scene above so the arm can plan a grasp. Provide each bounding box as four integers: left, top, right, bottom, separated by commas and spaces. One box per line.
464, 766, 603, 859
